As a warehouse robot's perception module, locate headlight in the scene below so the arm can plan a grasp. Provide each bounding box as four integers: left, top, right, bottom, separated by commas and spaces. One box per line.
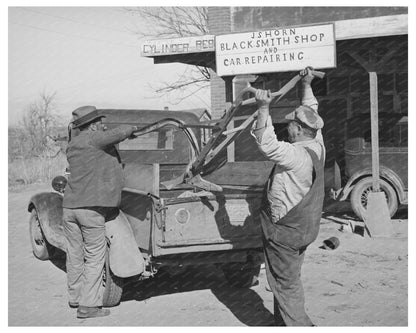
52, 176, 67, 193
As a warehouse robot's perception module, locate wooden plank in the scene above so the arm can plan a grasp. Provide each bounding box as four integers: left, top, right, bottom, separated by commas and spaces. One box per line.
364, 72, 393, 238
226, 121, 235, 162
365, 192, 394, 238
335, 14, 407, 41
369, 72, 380, 191
153, 163, 160, 197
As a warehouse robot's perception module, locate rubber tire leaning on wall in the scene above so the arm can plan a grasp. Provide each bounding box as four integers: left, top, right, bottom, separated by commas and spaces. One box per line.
350, 177, 398, 220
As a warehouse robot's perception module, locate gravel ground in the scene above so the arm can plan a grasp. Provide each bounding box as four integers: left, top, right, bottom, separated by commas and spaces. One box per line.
8, 183, 408, 326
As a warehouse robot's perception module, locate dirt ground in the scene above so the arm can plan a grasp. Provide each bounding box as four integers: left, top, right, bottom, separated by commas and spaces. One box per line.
8, 183, 408, 326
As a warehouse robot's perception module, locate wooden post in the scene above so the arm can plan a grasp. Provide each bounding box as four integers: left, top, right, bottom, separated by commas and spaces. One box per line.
153, 163, 160, 197
364, 72, 393, 237
369, 72, 380, 191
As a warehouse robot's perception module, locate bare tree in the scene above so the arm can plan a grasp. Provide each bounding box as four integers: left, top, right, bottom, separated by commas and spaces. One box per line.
125, 7, 211, 104
20, 91, 60, 157
125, 7, 208, 38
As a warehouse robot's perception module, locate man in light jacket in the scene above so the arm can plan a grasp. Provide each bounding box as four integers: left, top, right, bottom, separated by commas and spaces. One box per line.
252, 68, 325, 326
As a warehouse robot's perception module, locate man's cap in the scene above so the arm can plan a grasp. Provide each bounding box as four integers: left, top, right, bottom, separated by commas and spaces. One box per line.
71, 106, 104, 129
284, 105, 324, 130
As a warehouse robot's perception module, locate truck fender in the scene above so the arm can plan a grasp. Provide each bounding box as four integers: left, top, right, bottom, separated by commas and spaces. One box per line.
106, 210, 145, 278
28, 192, 66, 250
338, 167, 406, 203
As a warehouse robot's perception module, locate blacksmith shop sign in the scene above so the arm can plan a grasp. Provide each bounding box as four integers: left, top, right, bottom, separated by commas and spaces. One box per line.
215, 23, 336, 76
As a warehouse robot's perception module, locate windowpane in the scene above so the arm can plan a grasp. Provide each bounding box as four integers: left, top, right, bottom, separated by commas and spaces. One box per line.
119, 129, 174, 151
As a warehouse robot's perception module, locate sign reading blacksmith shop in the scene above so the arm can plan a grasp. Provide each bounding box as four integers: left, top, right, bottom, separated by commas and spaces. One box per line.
215, 23, 336, 76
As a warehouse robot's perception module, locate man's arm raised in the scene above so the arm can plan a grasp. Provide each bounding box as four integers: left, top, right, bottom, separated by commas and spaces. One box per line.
300, 67, 324, 146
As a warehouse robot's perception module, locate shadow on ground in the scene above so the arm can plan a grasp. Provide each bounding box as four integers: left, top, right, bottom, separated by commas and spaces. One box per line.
48, 255, 273, 326
121, 265, 274, 326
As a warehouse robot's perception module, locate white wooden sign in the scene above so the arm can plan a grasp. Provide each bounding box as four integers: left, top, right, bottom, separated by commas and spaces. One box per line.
216, 23, 336, 76
141, 35, 215, 57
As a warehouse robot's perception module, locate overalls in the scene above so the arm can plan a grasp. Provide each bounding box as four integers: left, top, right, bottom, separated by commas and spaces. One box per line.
260, 147, 325, 326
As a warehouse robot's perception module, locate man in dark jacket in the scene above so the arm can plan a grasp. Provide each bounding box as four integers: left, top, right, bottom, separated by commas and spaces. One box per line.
63, 106, 138, 319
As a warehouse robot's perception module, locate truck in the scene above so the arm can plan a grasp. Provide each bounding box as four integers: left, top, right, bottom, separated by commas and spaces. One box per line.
330, 112, 408, 220
28, 70, 326, 307
28, 107, 269, 307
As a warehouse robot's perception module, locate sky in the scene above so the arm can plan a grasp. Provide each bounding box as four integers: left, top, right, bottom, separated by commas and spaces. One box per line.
8, 6, 211, 126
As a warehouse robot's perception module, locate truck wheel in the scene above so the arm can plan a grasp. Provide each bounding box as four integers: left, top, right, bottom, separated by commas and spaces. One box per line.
102, 248, 124, 307
350, 177, 398, 220
222, 262, 261, 288
29, 209, 54, 260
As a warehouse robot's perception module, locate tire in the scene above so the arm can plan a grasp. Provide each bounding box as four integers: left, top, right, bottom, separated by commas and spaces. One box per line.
222, 262, 261, 288
350, 177, 399, 220
29, 209, 54, 260
102, 247, 124, 307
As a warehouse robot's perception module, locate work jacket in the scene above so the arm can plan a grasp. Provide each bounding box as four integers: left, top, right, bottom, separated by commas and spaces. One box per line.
63, 126, 134, 209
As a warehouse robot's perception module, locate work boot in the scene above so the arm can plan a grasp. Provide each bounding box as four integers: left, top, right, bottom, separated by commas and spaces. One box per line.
76, 306, 110, 319
68, 301, 79, 309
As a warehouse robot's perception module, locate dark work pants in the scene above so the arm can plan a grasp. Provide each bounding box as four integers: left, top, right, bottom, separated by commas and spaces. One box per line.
261, 211, 313, 326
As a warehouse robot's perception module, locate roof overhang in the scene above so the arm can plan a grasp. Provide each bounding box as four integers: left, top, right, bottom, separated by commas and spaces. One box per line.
152, 52, 215, 68
334, 14, 407, 40
141, 14, 407, 67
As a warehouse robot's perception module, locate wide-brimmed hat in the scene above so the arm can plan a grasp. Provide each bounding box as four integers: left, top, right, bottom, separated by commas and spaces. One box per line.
284, 105, 324, 130
71, 106, 104, 129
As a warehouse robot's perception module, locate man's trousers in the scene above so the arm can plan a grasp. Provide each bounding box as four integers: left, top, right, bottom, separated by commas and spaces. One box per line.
261, 210, 313, 326
63, 208, 107, 307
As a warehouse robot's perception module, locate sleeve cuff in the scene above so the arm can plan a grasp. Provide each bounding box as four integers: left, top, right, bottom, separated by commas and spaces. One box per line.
251, 115, 273, 143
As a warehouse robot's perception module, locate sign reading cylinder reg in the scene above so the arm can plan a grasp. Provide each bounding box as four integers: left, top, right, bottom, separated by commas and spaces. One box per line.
175, 208, 190, 224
